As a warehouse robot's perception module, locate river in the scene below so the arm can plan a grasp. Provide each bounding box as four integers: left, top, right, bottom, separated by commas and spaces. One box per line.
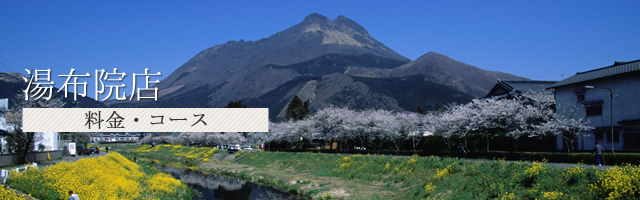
154, 163, 299, 200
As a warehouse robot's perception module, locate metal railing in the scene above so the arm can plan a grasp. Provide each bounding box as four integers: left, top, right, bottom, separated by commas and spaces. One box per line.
1, 163, 38, 184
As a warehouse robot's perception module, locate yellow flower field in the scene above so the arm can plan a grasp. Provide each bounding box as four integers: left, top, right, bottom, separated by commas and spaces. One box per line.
0, 186, 31, 200
146, 173, 184, 197
129, 144, 218, 165
6, 153, 191, 200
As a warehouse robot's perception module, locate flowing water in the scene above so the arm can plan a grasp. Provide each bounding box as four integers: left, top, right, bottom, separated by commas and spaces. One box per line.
154, 163, 299, 200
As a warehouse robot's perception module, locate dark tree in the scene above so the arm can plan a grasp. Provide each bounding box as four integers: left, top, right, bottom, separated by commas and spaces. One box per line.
434, 103, 443, 112
414, 105, 426, 115
225, 100, 247, 108
6, 93, 65, 164
285, 96, 309, 121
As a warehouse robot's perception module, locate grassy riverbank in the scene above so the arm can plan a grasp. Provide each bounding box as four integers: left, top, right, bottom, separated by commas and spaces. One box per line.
117, 144, 640, 199
6, 152, 193, 200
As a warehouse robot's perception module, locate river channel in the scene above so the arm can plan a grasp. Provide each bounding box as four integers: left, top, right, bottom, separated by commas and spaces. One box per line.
153, 163, 299, 200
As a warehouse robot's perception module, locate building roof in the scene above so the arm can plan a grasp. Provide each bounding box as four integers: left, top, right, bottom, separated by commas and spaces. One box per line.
485, 80, 556, 98
548, 59, 640, 88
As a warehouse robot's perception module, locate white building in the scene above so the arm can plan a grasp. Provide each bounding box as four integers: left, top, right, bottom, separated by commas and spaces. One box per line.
90, 132, 142, 143
33, 132, 60, 151
548, 60, 640, 151
0, 98, 61, 153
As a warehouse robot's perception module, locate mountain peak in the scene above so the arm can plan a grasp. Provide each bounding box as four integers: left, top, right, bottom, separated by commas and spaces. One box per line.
292, 14, 379, 49
302, 13, 331, 25
297, 14, 369, 36
424, 51, 444, 56
391, 52, 529, 97
152, 13, 409, 94
333, 15, 368, 35
417, 51, 449, 60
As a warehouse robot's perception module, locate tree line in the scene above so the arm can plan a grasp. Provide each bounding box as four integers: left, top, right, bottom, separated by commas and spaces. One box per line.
254, 92, 593, 152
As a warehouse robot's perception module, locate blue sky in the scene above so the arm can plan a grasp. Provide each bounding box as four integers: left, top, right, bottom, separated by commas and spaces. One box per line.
1, 0, 639, 89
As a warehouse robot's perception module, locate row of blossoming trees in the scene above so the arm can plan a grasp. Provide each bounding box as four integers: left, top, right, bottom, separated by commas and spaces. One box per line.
141, 132, 247, 148
140, 93, 594, 152
255, 93, 593, 152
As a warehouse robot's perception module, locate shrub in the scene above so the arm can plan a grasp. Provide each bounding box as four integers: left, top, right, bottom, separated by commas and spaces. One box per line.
590, 164, 640, 199
522, 161, 546, 186
563, 166, 586, 185
424, 182, 436, 196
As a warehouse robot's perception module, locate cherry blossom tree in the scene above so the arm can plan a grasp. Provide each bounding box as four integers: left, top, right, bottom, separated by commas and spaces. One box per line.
432, 97, 554, 151
141, 131, 247, 148
399, 112, 429, 150
312, 106, 352, 150
178, 132, 206, 146
537, 103, 594, 152
354, 109, 391, 150
433, 101, 477, 150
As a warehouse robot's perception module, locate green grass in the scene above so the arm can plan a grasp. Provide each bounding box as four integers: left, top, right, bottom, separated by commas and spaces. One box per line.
299, 149, 640, 165
235, 152, 638, 199
115, 144, 640, 199
436, 151, 640, 165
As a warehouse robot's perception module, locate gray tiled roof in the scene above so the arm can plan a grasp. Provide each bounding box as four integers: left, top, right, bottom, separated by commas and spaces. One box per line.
484, 80, 555, 98
548, 59, 640, 88
504, 80, 557, 93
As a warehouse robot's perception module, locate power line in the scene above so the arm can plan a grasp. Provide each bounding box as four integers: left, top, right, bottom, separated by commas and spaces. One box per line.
0, 60, 16, 72
0, 55, 22, 72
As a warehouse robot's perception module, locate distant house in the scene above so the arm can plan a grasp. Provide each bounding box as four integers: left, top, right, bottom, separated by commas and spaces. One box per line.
548, 59, 640, 151
90, 132, 144, 143
485, 80, 557, 99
